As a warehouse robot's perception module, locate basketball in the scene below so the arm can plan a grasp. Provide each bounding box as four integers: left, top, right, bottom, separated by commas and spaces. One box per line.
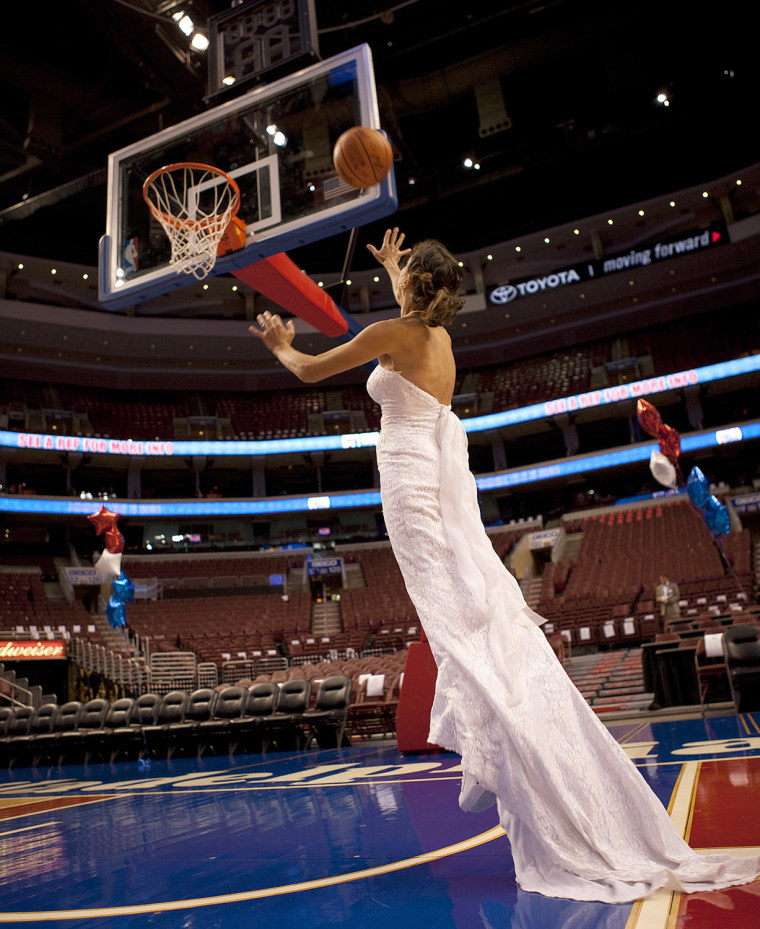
333, 127, 393, 189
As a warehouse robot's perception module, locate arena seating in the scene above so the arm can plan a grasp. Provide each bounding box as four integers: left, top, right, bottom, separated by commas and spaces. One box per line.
1, 490, 757, 746
3, 307, 756, 443
0, 648, 407, 766
537, 502, 754, 649
0, 573, 108, 645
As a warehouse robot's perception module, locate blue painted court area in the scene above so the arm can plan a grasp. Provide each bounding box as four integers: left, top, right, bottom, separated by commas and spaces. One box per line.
1, 713, 760, 928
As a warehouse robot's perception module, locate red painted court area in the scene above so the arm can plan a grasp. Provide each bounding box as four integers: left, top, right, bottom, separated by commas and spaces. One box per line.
670, 756, 760, 929
688, 757, 760, 848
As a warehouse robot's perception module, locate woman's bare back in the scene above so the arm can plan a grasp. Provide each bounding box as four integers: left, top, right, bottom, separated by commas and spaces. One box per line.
378, 316, 456, 405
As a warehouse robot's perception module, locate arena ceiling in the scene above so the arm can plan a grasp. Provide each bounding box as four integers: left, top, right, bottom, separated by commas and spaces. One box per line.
0, 0, 756, 278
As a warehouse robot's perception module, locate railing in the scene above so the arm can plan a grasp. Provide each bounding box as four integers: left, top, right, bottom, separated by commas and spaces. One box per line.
70, 637, 147, 694
69, 638, 399, 696
220, 656, 287, 683
148, 651, 198, 694
0, 670, 42, 709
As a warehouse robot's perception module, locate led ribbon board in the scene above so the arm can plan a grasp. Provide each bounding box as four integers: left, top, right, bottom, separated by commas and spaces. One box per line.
2, 355, 758, 457
1, 422, 757, 516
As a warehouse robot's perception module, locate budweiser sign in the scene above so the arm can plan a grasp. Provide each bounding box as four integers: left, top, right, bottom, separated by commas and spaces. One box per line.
0, 640, 67, 660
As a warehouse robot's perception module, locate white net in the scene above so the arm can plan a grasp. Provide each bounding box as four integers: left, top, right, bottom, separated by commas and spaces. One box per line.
143, 163, 241, 280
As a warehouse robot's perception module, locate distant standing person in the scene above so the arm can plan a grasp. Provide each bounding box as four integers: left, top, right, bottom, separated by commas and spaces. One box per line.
656, 573, 681, 624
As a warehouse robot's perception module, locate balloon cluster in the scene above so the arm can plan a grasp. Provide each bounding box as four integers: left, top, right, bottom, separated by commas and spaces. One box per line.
87, 504, 134, 628
637, 399, 682, 488
637, 399, 730, 539
686, 466, 731, 538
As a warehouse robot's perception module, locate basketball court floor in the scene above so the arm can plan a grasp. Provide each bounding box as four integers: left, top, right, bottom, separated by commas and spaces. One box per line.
1, 711, 759, 929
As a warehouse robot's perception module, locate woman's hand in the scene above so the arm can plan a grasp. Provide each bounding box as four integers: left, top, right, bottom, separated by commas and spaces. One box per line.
367, 227, 411, 269
248, 310, 295, 354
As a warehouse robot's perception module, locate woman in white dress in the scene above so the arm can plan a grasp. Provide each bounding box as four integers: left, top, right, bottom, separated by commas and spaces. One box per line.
250, 228, 760, 903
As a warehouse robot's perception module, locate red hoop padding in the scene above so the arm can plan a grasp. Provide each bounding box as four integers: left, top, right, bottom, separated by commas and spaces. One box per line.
233, 253, 349, 338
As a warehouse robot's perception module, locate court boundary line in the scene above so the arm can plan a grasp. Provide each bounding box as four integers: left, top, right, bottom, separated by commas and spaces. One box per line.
0, 825, 507, 922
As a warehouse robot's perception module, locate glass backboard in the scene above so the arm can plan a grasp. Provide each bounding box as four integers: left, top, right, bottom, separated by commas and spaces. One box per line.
98, 44, 396, 309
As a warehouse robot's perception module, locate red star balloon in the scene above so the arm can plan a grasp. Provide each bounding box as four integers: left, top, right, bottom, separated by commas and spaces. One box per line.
658, 423, 681, 464
636, 399, 663, 438
105, 529, 125, 554
87, 504, 121, 536
637, 398, 684, 485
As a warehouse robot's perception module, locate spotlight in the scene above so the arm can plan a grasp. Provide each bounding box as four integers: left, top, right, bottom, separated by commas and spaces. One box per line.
176, 13, 194, 36
190, 32, 209, 52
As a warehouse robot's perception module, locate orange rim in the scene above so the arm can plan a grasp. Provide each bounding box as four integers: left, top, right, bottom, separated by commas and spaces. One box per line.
142, 162, 241, 230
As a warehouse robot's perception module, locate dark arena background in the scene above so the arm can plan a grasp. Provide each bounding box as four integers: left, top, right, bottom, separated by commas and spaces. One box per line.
1, 2, 760, 927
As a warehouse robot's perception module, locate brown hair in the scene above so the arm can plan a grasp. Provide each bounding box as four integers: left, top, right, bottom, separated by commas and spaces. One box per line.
403, 239, 465, 327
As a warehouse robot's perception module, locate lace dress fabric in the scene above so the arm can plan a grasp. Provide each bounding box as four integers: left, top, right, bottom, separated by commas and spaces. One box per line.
367, 364, 760, 903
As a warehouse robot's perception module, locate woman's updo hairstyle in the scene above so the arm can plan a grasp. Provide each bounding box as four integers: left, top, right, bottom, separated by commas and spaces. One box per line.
402, 239, 465, 327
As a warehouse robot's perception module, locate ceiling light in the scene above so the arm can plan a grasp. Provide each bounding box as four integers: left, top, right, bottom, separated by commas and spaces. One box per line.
177, 14, 194, 36
638, 210, 645, 217
272, 130, 287, 147
463, 157, 474, 168
701, 191, 709, 198
190, 32, 209, 52
222, 75, 236, 86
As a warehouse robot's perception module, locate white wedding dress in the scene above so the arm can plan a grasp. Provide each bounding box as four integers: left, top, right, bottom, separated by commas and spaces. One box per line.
368, 364, 760, 903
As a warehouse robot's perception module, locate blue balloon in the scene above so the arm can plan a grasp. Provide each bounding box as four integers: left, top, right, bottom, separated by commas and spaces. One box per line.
704, 494, 722, 514
704, 496, 730, 538
112, 572, 135, 603
687, 466, 710, 508
106, 594, 127, 628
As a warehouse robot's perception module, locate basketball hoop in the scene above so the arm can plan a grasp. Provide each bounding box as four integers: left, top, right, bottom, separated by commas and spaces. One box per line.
142, 162, 244, 280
